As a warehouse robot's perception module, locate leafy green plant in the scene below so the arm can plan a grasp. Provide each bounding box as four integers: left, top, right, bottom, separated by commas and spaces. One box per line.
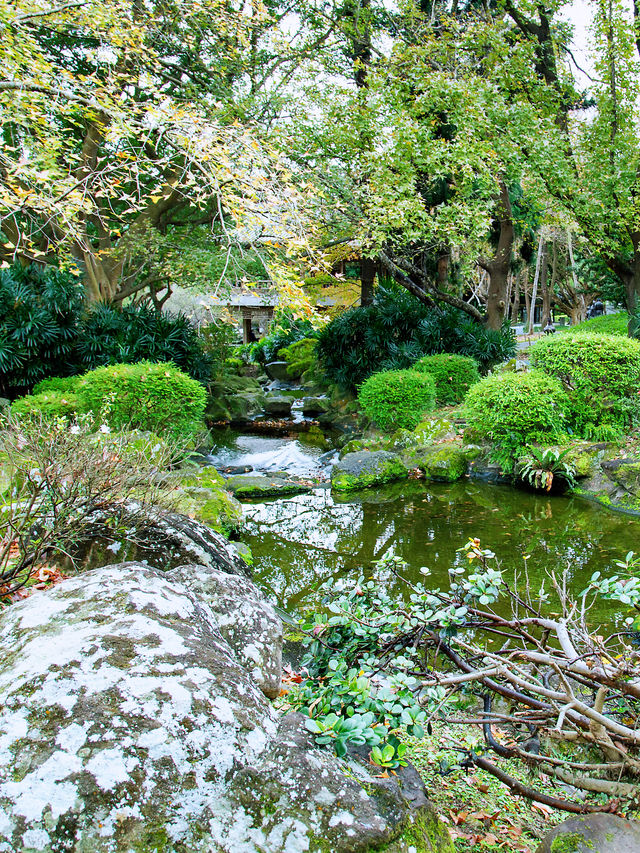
413, 353, 480, 405
530, 332, 640, 436
79, 361, 207, 438
358, 369, 436, 430
0, 263, 83, 397
11, 390, 83, 420
463, 370, 570, 470
248, 312, 317, 365
569, 312, 629, 337
316, 283, 515, 392
277, 338, 317, 379
518, 447, 577, 492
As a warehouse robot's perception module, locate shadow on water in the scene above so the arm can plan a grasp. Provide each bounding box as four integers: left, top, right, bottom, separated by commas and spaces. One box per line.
242, 479, 640, 625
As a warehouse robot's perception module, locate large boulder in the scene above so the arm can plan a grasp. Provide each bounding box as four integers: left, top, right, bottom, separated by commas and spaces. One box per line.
226, 473, 314, 499
264, 361, 292, 382
537, 813, 640, 852
0, 563, 452, 853
404, 443, 469, 483
331, 450, 409, 491
263, 395, 293, 417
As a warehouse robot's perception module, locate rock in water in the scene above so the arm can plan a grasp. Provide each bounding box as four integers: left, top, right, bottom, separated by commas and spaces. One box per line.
537, 813, 640, 853
0, 561, 452, 852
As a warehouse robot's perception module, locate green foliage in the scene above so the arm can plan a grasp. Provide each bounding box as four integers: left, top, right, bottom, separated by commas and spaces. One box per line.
11, 391, 82, 420
0, 263, 83, 397
277, 337, 317, 378
413, 353, 480, 405
248, 312, 317, 365
569, 312, 629, 337
464, 371, 570, 469
0, 265, 213, 396
530, 333, 640, 436
358, 369, 436, 431
76, 303, 212, 381
79, 361, 207, 438
518, 447, 577, 492
198, 321, 237, 378
316, 284, 515, 392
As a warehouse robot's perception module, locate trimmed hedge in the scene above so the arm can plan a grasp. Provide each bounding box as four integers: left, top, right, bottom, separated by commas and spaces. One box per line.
413, 353, 480, 405
358, 369, 436, 430
464, 370, 570, 466
13, 362, 207, 438
569, 313, 629, 337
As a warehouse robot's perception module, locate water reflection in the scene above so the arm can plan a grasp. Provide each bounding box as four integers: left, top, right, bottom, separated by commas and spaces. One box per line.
242, 480, 640, 624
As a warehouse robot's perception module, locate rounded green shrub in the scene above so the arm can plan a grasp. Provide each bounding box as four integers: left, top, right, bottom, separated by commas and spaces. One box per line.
32, 376, 82, 395
530, 332, 640, 436
464, 370, 570, 465
569, 312, 629, 337
11, 390, 82, 420
413, 353, 480, 405
358, 370, 436, 431
278, 338, 317, 379
80, 361, 207, 438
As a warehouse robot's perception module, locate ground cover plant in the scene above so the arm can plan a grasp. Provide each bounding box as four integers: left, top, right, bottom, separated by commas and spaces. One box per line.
358, 369, 436, 430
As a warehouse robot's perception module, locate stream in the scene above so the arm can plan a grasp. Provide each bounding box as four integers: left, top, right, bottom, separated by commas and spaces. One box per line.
208, 430, 640, 626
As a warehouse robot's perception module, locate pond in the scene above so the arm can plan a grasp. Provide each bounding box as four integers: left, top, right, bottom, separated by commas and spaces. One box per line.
209, 431, 640, 626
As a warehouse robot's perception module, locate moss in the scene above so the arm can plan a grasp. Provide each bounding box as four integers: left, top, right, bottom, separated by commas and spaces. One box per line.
226, 474, 313, 499
413, 418, 455, 443
380, 807, 454, 852
550, 832, 587, 852
331, 452, 409, 492
406, 444, 468, 482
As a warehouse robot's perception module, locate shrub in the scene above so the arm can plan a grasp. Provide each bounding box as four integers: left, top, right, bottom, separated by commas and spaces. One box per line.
358, 369, 436, 430
569, 312, 629, 336
316, 283, 515, 391
76, 303, 212, 381
278, 338, 317, 378
248, 312, 317, 365
80, 362, 207, 438
413, 353, 480, 405
530, 333, 640, 436
11, 391, 82, 420
0, 263, 83, 397
464, 370, 570, 468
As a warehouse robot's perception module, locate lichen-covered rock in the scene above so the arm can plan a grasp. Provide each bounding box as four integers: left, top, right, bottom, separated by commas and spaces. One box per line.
404, 444, 468, 482
413, 418, 457, 444
302, 396, 330, 417
536, 813, 640, 853
171, 467, 243, 536
331, 450, 409, 492
170, 564, 282, 699
264, 361, 292, 382
0, 564, 452, 853
226, 473, 314, 499
206, 375, 266, 423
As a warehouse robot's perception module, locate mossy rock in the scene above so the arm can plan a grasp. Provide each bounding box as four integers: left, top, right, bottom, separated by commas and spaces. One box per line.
226, 474, 314, 499
602, 458, 640, 495
405, 444, 468, 482
172, 484, 243, 536
538, 813, 640, 853
414, 418, 456, 444
331, 450, 409, 492
386, 428, 419, 452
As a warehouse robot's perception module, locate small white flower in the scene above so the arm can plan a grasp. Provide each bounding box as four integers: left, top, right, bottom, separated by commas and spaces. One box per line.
69, 424, 81, 435
99, 424, 111, 434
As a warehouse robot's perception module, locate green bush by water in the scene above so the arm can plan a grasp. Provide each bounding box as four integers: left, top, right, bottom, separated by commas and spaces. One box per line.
413, 353, 480, 405
278, 338, 317, 378
316, 283, 515, 392
464, 370, 570, 467
358, 369, 436, 430
530, 332, 640, 437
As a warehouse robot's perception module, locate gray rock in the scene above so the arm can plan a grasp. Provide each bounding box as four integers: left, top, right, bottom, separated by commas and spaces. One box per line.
264, 361, 292, 382
537, 813, 640, 852
302, 396, 330, 416
0, 563, 452, 852
331, 450, 409, 491
226, 473, 313, 499
170, 563, 282, 699
263, 396, 293, 417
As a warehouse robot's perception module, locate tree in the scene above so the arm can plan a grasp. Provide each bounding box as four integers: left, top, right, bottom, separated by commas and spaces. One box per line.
0, 0, 327, 305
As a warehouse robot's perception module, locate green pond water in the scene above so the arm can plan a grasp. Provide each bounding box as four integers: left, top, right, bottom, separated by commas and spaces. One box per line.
209, 432, 640, 626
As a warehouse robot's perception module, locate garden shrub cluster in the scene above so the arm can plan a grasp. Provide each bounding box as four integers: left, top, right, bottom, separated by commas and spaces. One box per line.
530, 332, 640, 438
413, 353, 480, 405
464, 370, 570, 468
358, 369, 436, 430
569, 312, 629, 336
277, 338, 317, 378
0, 264, 212, 397
12, 362, 207, 439
316, 283, 515, 391
247, 311, 317, 364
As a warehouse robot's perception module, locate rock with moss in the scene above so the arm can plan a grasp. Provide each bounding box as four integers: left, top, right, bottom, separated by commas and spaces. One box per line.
331, 450, 409, 491
537, 813, 640, 852
226, 473, 314, 499
413, 417, 457, 444
302, 396, 330, 417
386, 428, 419, 452
404, 444, 468, 482
207, 374, 266, 423
168, 467, 244, 536
0, 563, 452, 853
263, 396, 293, 417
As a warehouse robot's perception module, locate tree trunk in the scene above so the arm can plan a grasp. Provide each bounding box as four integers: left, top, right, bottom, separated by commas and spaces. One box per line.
484, 182, 515, 330
360, 256, 376, 305
528, 233, 545, 333
510, 271, 521, 324
540, 240, 553, 328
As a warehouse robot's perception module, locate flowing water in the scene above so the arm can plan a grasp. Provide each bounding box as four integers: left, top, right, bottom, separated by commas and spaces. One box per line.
210, 431, 640, 626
